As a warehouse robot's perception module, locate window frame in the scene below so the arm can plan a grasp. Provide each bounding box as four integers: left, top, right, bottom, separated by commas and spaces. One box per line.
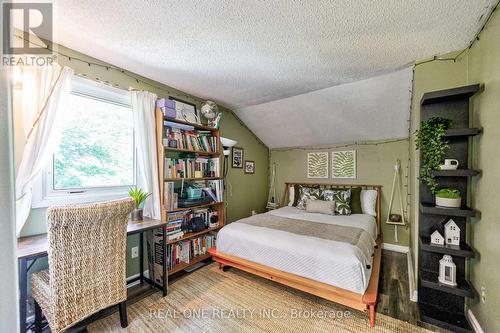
32, 76, 136, 208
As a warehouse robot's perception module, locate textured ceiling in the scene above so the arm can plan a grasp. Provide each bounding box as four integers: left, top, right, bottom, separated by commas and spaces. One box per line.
51, 0, 496, 109
235, 67, 414, 149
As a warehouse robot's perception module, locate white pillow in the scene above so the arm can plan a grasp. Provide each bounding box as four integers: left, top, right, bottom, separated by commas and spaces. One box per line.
288, 186, 294, 206
361, 189, 378, 216
306, 199, 336, 215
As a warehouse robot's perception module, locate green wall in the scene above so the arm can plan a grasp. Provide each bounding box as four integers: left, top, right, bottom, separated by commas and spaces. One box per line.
467, 7, 500, 331
271, 140, 410, 245
409, 51, 468, 279
410, 8, 500, 331
15, 43, 269, 278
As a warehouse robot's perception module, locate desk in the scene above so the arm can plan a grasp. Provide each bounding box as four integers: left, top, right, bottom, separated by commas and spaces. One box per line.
17, 218, 168, 333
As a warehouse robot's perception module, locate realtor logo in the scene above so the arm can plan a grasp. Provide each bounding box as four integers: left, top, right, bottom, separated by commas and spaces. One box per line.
2, 2, 53, 55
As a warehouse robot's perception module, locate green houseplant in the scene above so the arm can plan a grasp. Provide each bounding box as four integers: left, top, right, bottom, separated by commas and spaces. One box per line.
435, 188, 461, 208
415, 117, 451, 194
129, 187, 151, 221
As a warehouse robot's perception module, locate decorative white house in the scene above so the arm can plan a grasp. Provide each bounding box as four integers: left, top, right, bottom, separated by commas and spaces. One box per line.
438, 255, 457, 287
444, 219, 460, 246
430, 230, 445, 246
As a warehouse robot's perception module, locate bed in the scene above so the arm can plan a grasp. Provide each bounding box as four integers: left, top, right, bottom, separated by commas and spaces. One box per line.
208, 183, 382, 327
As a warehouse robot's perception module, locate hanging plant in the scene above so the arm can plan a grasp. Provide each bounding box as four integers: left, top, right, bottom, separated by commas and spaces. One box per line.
415, 117, 451, 194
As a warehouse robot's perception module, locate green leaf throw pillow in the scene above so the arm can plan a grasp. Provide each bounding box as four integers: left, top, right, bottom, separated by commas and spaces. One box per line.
322, 189, 352, 215
297, 186, 321, 209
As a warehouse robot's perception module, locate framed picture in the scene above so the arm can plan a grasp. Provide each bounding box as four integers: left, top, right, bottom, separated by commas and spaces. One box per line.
307, 152, 328, 178
232, 147, 244, 168
169, 97, 200, 124
244, 161, 255, 174
332, 150, 356, 179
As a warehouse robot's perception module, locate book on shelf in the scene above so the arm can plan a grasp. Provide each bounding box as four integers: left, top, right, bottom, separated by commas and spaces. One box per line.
163, 182, 178, 211
164, 157, 219, 179
207, 179, 224, 202
167, 234, 217, 271
163, 124, 218, 153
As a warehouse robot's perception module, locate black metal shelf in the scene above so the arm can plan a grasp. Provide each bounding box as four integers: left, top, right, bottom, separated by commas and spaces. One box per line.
419, 303, 473, 333
420, 203, 477, 217
431, 169, 481, 177
419, 236, 475, 258
421, 84, 480, 105
443, 128, 482, 138
420, 270, 476, 298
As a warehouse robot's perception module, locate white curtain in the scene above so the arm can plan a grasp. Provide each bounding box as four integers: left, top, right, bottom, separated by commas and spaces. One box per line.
15, 64, 74, 236
131, 91, 161, 219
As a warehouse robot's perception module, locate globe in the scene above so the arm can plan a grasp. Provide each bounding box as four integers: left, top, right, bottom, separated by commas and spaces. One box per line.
201, 100, 219, 119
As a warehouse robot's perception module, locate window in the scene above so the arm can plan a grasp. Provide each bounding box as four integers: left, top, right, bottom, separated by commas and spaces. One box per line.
32, 76, 135, 207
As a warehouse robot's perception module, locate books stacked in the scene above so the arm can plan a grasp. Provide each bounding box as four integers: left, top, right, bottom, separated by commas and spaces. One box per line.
167, 234, 217, 271
164, 122, 217, 153
166, 212, 184, 241
163, 182, 177, 211
164, 157, 219, 179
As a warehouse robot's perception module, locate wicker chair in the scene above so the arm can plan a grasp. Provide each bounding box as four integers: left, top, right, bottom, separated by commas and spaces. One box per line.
31, 198, 134, 333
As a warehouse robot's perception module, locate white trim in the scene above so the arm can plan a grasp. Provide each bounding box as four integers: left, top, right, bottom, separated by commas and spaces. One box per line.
126, 270, 150, 287
467, 309, 485, 333
382, 242, 409, 253
407, 250, 418, 302
31, 76, 136, 208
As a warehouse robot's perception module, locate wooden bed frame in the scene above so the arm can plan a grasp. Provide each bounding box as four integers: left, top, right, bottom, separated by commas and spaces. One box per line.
208, 182, 382, 327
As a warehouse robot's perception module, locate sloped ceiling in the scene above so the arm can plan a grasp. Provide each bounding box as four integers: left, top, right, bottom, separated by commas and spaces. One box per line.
48, 1, 496, 147
235, 67, 414, 149
51, 0, 495, 110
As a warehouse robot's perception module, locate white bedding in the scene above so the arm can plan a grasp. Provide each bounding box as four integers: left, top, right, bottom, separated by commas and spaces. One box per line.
217, 206, 377, 294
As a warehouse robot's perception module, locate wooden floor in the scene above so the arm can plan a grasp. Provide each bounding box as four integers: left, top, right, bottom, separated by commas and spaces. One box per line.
38, 250, 449, 332
378, 250, 449, 333
378, 250, 419, 322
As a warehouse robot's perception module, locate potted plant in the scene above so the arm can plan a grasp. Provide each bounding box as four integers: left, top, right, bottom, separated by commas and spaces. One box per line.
435, 188, 461, 208
415, 117, 451, 194
129, 187, 151, 221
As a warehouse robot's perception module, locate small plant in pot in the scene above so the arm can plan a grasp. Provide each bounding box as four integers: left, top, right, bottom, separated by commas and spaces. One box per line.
129, 187, 151, 221
435, 188, 461, 208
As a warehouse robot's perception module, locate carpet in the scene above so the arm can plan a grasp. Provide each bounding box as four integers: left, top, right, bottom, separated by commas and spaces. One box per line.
89, 263, 435, 332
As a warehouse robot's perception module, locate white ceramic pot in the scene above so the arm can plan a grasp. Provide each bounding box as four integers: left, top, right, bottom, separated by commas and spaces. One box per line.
435, 196, 461, 208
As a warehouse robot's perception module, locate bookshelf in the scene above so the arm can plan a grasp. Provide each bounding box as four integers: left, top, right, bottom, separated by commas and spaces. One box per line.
155, 107, 224, 276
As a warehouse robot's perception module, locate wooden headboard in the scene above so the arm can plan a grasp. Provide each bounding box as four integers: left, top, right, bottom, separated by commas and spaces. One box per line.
280, 182, 382, 235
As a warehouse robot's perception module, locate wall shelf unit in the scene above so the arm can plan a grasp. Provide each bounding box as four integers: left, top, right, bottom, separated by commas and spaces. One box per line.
419, 236, 475, 258
419, 203, 478, 217
155, 108, 224, 277
430, 169, 481, 177
417, 84, 481, 333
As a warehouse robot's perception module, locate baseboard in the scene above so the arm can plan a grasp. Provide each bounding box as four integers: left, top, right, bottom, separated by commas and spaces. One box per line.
126, 270, 150, 288
407, 251, 418, 302
467, 309, 485, 333
382, 242, 409, 253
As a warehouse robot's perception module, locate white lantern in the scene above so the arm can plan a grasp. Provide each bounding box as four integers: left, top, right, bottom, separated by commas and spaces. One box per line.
438, 255, 457, 287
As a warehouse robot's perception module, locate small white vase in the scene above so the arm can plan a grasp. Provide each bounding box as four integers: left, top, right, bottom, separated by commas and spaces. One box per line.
435, 196, 461, 208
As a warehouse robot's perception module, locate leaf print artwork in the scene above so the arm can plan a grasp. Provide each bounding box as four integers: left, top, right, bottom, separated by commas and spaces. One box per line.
332, 150, 356, 179
307, 152, 328, 178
